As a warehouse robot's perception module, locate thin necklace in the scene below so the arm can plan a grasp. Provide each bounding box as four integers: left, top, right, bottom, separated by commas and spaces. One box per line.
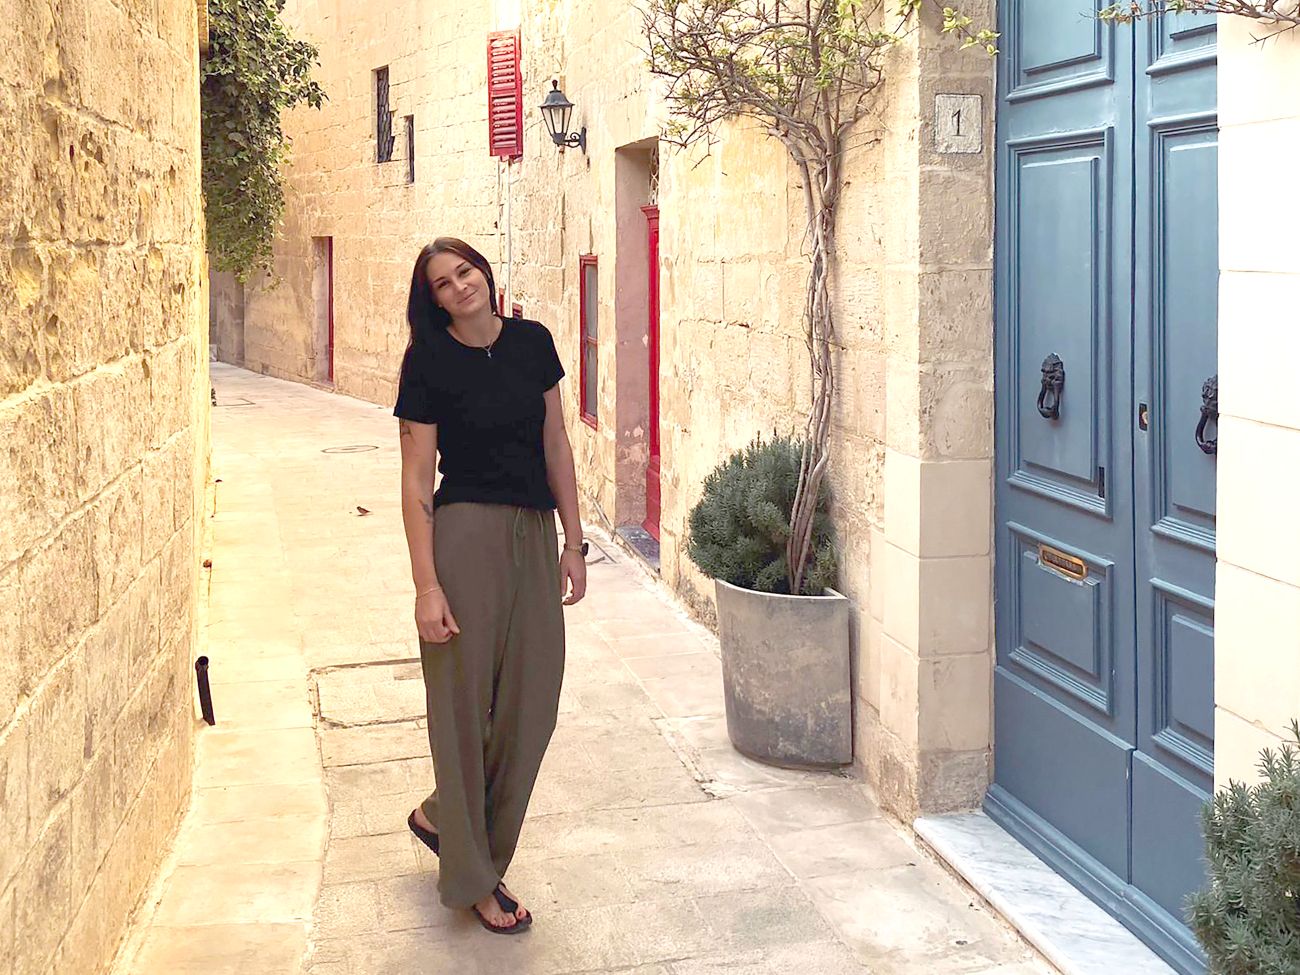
453, 319, 503, 358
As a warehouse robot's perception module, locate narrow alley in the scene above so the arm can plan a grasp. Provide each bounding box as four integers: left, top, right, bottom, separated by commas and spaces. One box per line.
115, 366, 1053, 975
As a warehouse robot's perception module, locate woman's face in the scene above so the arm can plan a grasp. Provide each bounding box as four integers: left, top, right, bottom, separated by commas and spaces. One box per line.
427, 252, 490, 317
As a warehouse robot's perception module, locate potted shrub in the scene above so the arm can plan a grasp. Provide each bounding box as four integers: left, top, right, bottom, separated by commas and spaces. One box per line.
687, 434, 851, 769
1189, 721, 1300, 974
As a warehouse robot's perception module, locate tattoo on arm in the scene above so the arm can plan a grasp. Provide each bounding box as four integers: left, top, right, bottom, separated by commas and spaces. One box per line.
419, 499, 434, 523
399, 420, 414, 439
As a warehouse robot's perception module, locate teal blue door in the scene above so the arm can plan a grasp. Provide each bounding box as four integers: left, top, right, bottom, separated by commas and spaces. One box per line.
989, 6, 1218, 973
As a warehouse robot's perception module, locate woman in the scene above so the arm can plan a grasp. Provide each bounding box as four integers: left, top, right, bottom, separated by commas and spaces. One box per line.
394, 237, 587, 934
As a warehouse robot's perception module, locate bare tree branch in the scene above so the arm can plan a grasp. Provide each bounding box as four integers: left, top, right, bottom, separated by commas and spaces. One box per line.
1100, 0, 1300, 27
645, 0, 995, 593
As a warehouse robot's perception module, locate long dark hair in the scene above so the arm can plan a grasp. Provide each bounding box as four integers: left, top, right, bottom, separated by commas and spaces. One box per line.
406, 237, 499, 347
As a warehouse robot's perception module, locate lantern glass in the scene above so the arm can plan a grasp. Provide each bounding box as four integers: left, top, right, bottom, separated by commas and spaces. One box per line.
540, 81, 574, 145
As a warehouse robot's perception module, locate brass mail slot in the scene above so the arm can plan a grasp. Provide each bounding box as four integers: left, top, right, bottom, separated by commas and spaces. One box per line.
1039, 544, 1087, 582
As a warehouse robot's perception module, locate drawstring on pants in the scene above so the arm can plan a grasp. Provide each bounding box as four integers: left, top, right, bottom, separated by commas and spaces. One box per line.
511, 507, 537, 568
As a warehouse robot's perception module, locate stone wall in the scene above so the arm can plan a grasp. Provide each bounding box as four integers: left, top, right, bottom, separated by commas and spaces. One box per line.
870, 1, 997, 818
505, 0, 996, 819
234, 0, 500, 401
1214, 17, 1300, 786
498, 0, 908, 793
0, 0, 208, 972
243, 0, 996, 819
209, 271, 244, 368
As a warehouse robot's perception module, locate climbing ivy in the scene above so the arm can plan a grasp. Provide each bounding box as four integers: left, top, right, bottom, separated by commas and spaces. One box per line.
202, 0, 326, 282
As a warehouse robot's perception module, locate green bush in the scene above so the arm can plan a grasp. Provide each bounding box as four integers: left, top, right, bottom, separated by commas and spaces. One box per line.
686, 434, 837, 596
1190, 721, 1300, 975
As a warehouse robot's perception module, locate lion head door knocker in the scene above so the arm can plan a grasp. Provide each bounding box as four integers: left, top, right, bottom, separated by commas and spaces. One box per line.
1195, 374, 1218, 455
1037, 354, 1065, 420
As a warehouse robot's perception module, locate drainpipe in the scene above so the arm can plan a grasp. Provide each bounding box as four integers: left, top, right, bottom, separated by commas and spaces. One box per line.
195, 656, 216, 725
505, 157, 514, 309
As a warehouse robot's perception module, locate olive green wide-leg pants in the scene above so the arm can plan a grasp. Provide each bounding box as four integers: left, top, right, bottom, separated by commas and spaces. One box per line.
418, 503, 566, 909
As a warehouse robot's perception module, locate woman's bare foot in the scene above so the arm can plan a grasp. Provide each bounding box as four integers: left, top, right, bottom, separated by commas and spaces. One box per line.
497, 881, 529, 923
412, 807, 437, 835
408, 811, 527, 930
474, 890, 519, 930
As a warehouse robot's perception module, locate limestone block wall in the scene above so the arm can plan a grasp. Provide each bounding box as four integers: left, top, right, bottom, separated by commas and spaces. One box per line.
0, 1, 208, 972
503, 4, 883, 613
237, 0, 500, 403
869, 1, 997, 819
1214, 18, 1300, 786
209, 271, 244, 367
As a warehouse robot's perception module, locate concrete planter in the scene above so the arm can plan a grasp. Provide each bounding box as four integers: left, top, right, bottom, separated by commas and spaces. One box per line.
714, 579, 853, 769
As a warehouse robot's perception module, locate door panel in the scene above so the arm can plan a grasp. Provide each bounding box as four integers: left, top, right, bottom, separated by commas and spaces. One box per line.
1131, 756, 1211, 921
1009, 528, 1117, 716
996, 672, 1133, 879
1149, 586, 1215, 769
1010, 137, 1111, 500
1131, 14, 1217, 952
1146, 126, 1219, 545
1009, 0, 1114, 100
1154, 10, 1217, 64
993, 3, 1217, 972
992, 0, 1137, 892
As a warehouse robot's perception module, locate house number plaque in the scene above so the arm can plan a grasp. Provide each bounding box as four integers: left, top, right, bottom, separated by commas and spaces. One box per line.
935, 94, 982, 154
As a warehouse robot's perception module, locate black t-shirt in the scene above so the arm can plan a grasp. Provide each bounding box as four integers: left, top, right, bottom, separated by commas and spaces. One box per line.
393, 317, 565, 511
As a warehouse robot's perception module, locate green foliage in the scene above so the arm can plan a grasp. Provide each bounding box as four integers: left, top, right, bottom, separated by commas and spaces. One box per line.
1189, 721, 1300, 974
1099, 1, 1300, 27
202, 0, 326, 281
687, 435, 838, 596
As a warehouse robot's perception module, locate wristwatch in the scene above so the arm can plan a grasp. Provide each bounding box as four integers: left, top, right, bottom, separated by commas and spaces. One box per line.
564, 541, 589, 556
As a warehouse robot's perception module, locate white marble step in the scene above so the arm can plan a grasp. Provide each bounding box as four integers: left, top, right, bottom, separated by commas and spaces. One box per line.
915, 811, 1177, 975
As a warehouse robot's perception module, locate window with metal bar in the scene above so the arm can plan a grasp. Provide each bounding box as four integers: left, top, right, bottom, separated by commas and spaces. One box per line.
375, 66, 395, 163
405, 115, 415, 183
579, 255, 598, 427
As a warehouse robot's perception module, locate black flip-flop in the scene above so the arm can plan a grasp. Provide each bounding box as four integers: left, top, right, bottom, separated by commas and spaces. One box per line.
473, 887, 531, 936
493, 884, 532, 927
406, 811, 439, 856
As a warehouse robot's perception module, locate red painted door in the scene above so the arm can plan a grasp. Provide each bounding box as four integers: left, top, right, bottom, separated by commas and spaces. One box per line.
642, 206, 661, 540
327, 237, 335, 384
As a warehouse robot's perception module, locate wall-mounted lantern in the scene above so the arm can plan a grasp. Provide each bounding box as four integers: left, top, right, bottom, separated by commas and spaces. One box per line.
540, 80, 587, 153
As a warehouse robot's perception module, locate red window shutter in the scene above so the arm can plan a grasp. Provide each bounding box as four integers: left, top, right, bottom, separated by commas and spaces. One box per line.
487, 31, 523, 159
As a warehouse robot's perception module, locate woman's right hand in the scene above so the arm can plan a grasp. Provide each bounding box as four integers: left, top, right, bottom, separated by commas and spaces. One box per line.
415, 589, 460, 644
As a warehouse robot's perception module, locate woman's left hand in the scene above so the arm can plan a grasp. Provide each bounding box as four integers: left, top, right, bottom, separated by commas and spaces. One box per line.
560, 550, 587, 605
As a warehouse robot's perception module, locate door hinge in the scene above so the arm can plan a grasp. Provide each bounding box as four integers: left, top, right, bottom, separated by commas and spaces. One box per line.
1098, 466, 1106, 499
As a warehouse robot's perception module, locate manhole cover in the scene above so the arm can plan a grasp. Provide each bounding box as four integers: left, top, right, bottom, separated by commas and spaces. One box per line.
322, 444, 379, 454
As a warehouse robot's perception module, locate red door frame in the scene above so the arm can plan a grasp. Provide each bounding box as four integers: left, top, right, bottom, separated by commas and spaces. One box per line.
641, 206, 661, 540
578, 255, 598, 428
326, 237, 335, 384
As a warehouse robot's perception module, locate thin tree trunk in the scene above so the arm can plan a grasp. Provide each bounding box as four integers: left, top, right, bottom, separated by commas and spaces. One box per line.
787, 169, 838, 595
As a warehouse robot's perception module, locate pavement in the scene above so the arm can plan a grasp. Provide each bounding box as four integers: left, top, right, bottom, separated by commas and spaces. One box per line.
113, 364, 1057, 975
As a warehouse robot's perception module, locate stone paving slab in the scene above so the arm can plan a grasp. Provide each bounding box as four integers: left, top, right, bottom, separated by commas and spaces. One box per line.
113, 366, 1057, 975
126, 923, 311, 974
318, 719, 427, 768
